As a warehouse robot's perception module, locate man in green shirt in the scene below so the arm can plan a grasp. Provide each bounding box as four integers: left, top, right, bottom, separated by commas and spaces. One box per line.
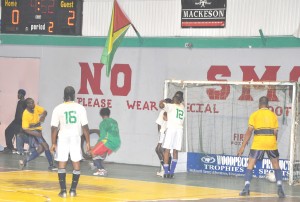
90, 108, 120, 176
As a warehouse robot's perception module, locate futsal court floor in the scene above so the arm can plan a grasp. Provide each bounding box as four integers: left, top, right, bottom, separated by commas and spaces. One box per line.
0, 151, 300, 202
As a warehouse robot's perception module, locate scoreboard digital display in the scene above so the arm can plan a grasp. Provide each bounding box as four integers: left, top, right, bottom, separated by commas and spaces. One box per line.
1, 0, 83, 35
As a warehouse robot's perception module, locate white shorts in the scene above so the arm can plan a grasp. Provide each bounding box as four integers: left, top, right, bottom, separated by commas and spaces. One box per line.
162, 127, 183, 151
55, 135, 82, 162
158, 132, 166, 144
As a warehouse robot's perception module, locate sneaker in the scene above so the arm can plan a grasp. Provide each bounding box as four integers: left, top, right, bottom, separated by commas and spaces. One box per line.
48, 165, 58, 171
16, 151, 25, 155
239, 188, 250, 196
4, 147, 12, 153
58, 190, 67, 198
12, 149, 18, 154
169, 173, 174, 178
19, 159, 27, 170
156, 170, 164, 177
93, 169, 108, 176
69, 189, 77, 197
89, 162, 97, 170
277, 186, 285, 198
163, 173, 170, 178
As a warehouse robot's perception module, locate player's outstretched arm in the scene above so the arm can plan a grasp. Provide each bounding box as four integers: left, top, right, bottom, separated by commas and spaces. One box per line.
237, 126, 253, 156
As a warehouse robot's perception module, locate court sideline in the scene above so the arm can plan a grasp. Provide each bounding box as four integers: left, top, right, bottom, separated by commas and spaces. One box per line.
0, 151, 300, 202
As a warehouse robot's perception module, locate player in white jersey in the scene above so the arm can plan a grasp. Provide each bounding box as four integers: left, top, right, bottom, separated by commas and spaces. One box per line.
159, 92, 184, 178
155, 98, 172, 177
50, 86, 90, 198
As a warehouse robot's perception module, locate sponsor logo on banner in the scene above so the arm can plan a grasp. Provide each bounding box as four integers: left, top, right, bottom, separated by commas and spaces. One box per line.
181, 0, 227, 28
188, 153, 289, 180
201, 155, 216, 163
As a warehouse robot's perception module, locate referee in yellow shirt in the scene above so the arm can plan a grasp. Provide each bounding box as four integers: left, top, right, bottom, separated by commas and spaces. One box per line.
237, 96, 285, 198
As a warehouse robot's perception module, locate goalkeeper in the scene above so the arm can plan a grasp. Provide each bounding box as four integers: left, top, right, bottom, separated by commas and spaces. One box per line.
237, 96, 285, 198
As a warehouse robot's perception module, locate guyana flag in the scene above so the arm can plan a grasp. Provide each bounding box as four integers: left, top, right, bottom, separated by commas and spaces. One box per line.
101, 0, 141, 77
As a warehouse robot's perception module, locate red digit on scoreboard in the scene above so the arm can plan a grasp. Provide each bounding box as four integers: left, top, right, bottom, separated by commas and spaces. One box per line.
49, 21, 54, 33
68, 10, 75, 26
12, 9, 19, 24
48, 0, 55, 14
41, 0, 47, 13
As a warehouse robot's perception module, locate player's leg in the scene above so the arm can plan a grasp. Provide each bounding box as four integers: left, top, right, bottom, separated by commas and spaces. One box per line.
56, 136, 70, 198
168, 128, 183, 178
12, 124, 22, 153
156, 132, 166, 176
155, 143, 164, 166
16, 132, 26, 155
168, 150, 172, 171
91, 142, 110, 176
68, 135, 83, 197
240, 150, 261, 196
91, 142, 106, 170
69, 161, 80, 197
58, 161, 68, 198
93, 157, 108, 176
168, 150, 178, 178
21, 133, 30, 154
156, 131, 166, 166
92, 156, 104, 168
155, 143, 165, 176
162, 148, 171, 178
168, 151, 177, 178
268, 150, 285, 198
37, 135, 56, 170
162, 128, 173, 178
19, 136, 44, 169
240, 158, 256, 195
4, 122, 15, 151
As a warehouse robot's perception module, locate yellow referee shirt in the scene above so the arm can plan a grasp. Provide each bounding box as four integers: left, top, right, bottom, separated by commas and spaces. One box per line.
22, 105, 45, 131
248, 108, 278, 150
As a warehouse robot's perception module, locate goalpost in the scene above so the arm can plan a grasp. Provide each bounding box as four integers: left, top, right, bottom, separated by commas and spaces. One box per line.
164, 80, 300, 185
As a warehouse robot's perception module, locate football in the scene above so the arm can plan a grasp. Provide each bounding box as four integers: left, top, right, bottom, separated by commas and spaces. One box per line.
265, 172, 276, 183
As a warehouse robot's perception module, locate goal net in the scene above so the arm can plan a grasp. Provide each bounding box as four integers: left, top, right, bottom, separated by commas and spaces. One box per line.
164, 80, 300, 185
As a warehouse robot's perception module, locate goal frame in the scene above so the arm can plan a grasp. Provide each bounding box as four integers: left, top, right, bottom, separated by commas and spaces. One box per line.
164, 80, 298, 185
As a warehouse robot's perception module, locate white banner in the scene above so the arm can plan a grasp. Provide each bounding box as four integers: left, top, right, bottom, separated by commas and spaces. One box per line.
1, 46, 300, 166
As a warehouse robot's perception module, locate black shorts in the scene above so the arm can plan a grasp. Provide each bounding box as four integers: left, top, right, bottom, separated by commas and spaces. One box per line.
249, 149, 279, 160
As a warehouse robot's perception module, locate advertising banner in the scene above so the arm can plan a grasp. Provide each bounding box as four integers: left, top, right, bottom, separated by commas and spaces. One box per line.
188, 153, 289, 180
181, 0, 227, 28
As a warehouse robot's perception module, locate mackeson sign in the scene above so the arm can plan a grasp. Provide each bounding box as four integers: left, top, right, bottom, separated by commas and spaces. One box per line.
181, 0, 227, 28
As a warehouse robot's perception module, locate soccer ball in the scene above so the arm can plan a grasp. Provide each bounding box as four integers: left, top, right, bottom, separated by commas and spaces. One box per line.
266, 172, 276, 183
